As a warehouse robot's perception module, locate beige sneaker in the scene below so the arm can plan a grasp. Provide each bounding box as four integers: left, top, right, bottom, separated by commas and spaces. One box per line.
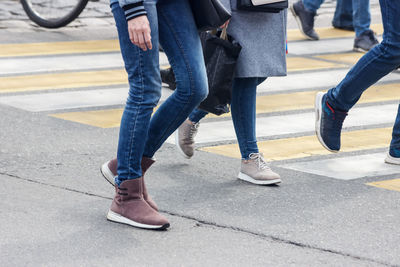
238, 153, 281, 185
175, 119, 199, 159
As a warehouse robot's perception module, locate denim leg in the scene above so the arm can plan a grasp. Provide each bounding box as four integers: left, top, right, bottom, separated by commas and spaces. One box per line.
332, 0, 353, 28
326, 0, 400, 112
231, 78, 266, 159
352, 0, 371, 36
111, 1, 162, 185
143, 0, 208, 158
302, 0, 325, 13
189, 108, 209, 123
390, 105, 400, 149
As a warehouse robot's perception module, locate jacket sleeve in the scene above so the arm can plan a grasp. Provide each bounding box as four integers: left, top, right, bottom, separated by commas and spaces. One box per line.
118, 0, 147, 21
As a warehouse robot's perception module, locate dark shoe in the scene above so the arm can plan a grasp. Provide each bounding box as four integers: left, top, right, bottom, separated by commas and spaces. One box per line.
290, 1, 319, 40
101, 157, 159, 211
107, 178, 169, 230
315, 92, 348, 152
332, 24, 354, 31
353, 30, 379, 53
160, 67, 176, 90
385, 147, 400, 165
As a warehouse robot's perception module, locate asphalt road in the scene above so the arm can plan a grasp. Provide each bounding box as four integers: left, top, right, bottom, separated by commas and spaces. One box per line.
0, 1, 399, 266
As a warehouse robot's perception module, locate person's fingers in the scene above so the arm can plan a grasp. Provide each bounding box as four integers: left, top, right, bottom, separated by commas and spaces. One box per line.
138, 32, 147, 51
128, 28, 135, 45
127, 16, 152, 51
144, 30, 152, 50
132, 31, 139, 47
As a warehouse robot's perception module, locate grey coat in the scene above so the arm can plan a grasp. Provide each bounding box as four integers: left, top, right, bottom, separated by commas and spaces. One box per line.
220, 0, 287, 78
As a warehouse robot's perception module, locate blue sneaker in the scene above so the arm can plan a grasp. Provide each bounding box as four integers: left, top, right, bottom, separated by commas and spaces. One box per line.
385, 147, 400, 165
315, 92, 348, 152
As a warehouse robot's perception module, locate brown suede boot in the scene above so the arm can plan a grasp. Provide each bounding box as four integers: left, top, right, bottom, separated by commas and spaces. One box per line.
100, 157, 158, 211
107, 178, 169, 230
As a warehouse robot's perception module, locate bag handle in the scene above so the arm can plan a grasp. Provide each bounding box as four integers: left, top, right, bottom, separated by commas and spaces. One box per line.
220, 27, 228, 40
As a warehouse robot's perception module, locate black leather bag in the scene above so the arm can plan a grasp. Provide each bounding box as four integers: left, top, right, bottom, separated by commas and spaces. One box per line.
237, 0, 288, 13
189, 0, 231, 31
198, 29, 242, 115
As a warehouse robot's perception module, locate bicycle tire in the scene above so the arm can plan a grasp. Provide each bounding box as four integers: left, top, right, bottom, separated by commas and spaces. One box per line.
21, 0, 90, 28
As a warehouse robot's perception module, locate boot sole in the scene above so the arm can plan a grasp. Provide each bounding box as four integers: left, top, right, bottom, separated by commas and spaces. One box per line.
238, 172, 281, 185
107, 210, 170, 230
100, 161, 116, 186
384, 153, 400, 165
175, 130, 192, 159
353, 47, 369, 53
290, 5, 319, 41
314, 92, 339, 153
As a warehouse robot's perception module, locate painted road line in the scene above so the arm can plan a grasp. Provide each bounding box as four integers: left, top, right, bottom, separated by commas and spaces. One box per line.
287, 24, 383, 42
0, 57, 345, 93
257, 70, 400, 94
200, 127, 392, 160
48, 103, 398, 142
0, 40, 119, 58
287, 57, 345, 72
315, 52, 363, 65
367, 178, 400, 192
0, 24, 382, 58
0, 53, 123, 76
0, 87, 173, 112
281, 153, 400, 180
0, 53, 169, 76
0, 69, 127, 93
45, 82, 399, 126
51, 109, 124, 128
211, 82, 400, 118
179, 104, 398, 145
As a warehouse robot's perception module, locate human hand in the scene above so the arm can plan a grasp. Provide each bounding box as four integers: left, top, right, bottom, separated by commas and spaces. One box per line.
127, 16, 152, 51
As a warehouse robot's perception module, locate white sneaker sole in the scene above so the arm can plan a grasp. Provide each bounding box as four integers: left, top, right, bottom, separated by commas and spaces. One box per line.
315, 92, 338, 153
353, 47, 369, 53
107, 210, 169, 230
238, 172, 281, 185
100, 161, 116, 186
175, 130, 192, 159
384, 153, 400, 165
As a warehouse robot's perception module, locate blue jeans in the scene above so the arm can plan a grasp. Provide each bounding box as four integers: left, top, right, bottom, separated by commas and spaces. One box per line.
326, 0, 400, 149
189, 77, 265, 159
111, 0, 208, 185
303, 0, 370, 36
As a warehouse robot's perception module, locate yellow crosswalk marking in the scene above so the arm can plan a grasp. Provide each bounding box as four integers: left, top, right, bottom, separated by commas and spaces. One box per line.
287, 57, 345, 71
0, 57, 344, 94
51, 109, 124, 128
209, 83, 400, 118
0, 70, 127, 93
367, 179, 400, 192
0, 40, 120, 57
315, 52, 363, 65
287, 24, 383, 41
48, 82, 400, 126
200, 127, 392, 160
0, 24, 383, 58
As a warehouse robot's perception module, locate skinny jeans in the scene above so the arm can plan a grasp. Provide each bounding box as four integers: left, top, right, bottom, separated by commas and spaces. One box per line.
111, 0, 208, 185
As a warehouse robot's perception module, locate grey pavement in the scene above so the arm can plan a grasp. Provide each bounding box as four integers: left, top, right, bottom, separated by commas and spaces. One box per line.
1, 0, 400, 267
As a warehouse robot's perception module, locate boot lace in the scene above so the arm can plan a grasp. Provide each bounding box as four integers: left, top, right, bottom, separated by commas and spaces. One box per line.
248, 153, 270, 170
187, 122, 199, 142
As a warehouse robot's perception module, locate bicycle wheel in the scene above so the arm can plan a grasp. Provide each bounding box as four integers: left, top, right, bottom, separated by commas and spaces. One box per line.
21, 0, 90, 28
